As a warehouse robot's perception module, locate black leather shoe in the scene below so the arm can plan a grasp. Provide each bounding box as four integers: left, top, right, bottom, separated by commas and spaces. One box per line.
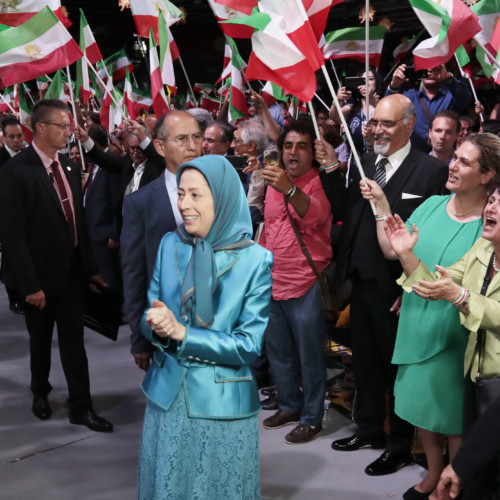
261, 385, 276, 397
331, 433, 386, 451
9, 302, 25, 314
364, 450, 412, 476
261, 390, 278, 410
403, 485, 433, 500
32, 394, 52, 420
70, 410, 114, 433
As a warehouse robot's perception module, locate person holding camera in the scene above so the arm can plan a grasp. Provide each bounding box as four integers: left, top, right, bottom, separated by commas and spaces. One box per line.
329, 69, 380, 159
386, 63, 472, 153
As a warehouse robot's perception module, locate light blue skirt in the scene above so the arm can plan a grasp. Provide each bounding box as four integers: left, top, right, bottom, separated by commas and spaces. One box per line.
138, 387, 260, 500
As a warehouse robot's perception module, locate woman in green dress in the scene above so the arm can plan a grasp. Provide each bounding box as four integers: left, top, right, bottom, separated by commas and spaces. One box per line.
361, 133, 500, 499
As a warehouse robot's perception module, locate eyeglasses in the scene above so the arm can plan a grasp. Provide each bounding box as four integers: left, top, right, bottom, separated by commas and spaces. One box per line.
42, 122, 74, 132
164, 133, 203, 147
368, 118, 405, 130
232, 138, 244, 145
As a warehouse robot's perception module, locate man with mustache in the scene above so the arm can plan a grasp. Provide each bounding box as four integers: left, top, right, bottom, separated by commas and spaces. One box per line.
330, 94, 449, 476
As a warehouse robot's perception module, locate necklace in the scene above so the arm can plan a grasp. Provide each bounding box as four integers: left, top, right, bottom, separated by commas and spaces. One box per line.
494, 254, 500, 273
450, 197, 483, 218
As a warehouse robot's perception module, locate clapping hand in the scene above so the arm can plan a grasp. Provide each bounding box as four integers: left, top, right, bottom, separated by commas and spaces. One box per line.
146, 299, 186, 341
412, 265, 461, 303
384, 214, 418, 257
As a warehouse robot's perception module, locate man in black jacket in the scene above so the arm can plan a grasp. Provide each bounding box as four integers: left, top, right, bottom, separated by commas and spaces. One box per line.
0, 99, 112, 432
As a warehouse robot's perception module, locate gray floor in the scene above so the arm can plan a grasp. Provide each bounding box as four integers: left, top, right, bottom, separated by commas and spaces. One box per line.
0, 284, 426, 499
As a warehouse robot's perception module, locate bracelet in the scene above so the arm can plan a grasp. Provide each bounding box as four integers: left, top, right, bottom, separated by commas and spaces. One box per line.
284, 184, 297, 198
451, 287, 470, 308
320, 161, 340, 173
375, 213, 391, 222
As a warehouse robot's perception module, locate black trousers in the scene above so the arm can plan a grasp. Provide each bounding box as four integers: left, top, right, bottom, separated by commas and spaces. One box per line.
350, 276, 413, 455
24, 254, 92, 414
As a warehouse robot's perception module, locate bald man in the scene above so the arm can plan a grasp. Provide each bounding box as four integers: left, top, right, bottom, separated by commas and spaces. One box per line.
120, 111, 203, 371
330, 94, 449, 475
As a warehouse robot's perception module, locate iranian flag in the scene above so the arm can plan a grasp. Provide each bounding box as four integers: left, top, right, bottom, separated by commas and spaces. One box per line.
0, 86, 15, 113
227, 12, 318, 102
217, 37, 246, 84
227, 54, 248, 122
97, 49, 133, 82
44, 69, 65, 100
393, 31, 424, 62
471, 0, 500, 79
100, 78, 124, 132
129, 0, 183, 42
123, 68, 139, 120
79, 9, 103, 65
0, 7, 83, 87
131, 84, 153, 112
200, 94, 222, 114
489, 17, 500, 84
409, 0, 481, 70
17, 86, 33, 143
159, 11, 176, 95
261, 81, 287, 106
207, 0, 255, 38
323, 26, 387, 66
0, 0, 71, 28
305, 0, 344, 42
149, 29, 170, 117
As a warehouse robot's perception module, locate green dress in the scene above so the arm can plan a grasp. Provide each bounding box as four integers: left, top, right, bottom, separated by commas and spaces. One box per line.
393, 195, 482, 434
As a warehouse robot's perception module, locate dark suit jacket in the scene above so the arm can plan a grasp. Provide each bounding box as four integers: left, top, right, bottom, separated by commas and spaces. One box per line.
0, 146, 13, 167
333, 146, 449, 304
120, 174, 178, 354
0, 145, 94, 298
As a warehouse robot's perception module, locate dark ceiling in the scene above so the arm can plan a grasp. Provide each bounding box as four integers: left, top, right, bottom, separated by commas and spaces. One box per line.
61, 1, 433, 98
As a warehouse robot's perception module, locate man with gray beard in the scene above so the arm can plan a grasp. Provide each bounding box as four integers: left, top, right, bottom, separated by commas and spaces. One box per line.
330, 94, 449, 476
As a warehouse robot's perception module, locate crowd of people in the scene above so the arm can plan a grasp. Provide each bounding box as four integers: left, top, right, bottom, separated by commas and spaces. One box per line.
1, 60, 500, 500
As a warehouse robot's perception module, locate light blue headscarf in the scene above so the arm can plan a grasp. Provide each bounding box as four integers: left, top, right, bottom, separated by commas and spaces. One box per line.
176, 155, 254, 327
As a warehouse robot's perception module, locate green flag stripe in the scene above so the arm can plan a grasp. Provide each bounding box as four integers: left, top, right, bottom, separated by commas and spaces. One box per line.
325, 26, 386, 44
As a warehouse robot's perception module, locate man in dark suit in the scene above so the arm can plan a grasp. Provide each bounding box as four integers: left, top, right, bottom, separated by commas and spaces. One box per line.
120, 111, 202, 371
83, 124, 122, 293
0, 99, 112, 432
330, 94, 448, 474
0, 117, 26, 314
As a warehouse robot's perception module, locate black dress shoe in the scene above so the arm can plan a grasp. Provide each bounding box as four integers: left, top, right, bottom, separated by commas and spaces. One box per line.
9, 302, 25, 314
364, 450, 412, 476
32, 394, 52, 420
261, 385, 276, 396
331, 433, 386, 451
261, 390, 278, 410
70, 410, 114, 433
403, 485, 433, 500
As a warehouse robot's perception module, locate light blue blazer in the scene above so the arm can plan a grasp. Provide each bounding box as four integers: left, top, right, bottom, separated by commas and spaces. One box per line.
141, 231, 273, 419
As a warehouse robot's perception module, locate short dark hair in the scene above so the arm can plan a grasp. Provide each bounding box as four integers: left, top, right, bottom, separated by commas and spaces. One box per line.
429, 110, 461, 132
154, 113, 169, 141
211, 120, 235, 143
88, 124, 109, 149
277, 120, 315, 152
30, 99, 70, 134
465, 133, 500, 191
1, 116, 21, 134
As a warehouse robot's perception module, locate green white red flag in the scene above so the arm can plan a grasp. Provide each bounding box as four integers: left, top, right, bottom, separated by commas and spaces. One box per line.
79, 9, 102, 65
149, 29, 170, 117
97, 49, 133, 82
44, 69, 65, 100
16, 85, 33, 142
408, 0, 481, 70
129, 0, 183, 43
261, 81, 287, 106
158, 11, 176, 95
0, 0, 71, 28
207, 0, 255, 38
323, 26, 387, 66
124, 67, 139, 120
131, 83, 153, 113
306, 0, 344, 42
393, 31, 424, 62
471, 0, 500, 79
0, 7, 83, 87
0, 86, 15, 113
217, 37, 246, 84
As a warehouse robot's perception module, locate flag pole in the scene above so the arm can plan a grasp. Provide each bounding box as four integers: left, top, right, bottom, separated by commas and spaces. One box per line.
85, 55, 128, 117
223, 34, 253, 92
454, 55, 484, 122
23, 83, 36, 106
307, 101, 321, 139
314, 93, 330, 112
364, 0, 370, 121
177, 55, 198, 107
329, 60, 341, 88
473, 37, 500, 70
0, 92, 16, 114
66, 65, 86, 173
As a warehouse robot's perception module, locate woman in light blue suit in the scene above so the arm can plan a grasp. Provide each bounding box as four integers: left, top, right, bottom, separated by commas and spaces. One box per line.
137, 155, 273, 500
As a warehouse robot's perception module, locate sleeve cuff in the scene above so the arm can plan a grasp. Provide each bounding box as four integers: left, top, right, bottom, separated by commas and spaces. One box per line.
140, 137, 151, 150
83, 137, 95, 151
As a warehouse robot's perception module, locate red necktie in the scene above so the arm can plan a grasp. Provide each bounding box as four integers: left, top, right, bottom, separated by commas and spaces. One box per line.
51, 161, 76, 246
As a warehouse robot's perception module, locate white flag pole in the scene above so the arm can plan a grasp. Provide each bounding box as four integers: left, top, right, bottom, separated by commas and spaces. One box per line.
364, 0, 370, 121
329, 60, 341, 88
177, 55, 198, 107
0, 93, 16, 114
307, 101, 321, 140
65, 65, 86, 172
454, 55, 484, 123
314, 92, 331, 112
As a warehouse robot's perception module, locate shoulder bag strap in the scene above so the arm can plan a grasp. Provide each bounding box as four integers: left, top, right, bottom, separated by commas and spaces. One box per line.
477, 252, 494, 379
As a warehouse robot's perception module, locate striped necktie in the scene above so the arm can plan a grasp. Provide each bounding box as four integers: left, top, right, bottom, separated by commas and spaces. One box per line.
374, 158, 389, 188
